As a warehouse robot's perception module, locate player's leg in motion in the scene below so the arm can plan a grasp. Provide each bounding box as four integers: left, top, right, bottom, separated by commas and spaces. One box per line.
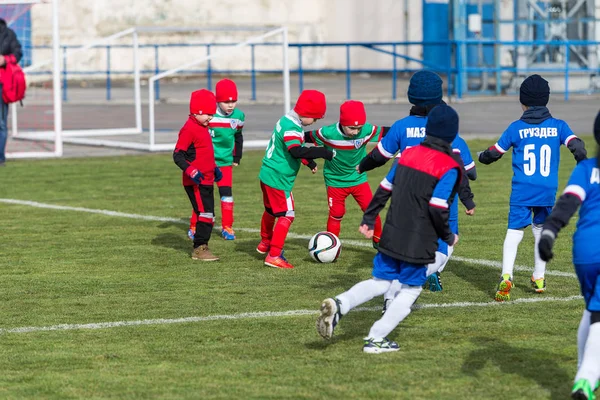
188, 211, 198, 241
218, 166, 235, 240
184, 185, 219, 261
260, 182, 295, 269
317, 252, 395, 340
425, 248, 450, 292
496, 205, 528, 301
352, 182, 382, 249
382, 280, 401, 314
258, 182, 276, 254
326, 186, 347, 238
530, 206, 553, 293
572, 263, 600, 399
365, 261, 426, 354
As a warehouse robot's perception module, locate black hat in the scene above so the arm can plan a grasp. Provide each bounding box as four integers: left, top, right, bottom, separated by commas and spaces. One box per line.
594, 110, 600, 146
426, 104, 459, 144
407, 70, 443, 106
520, 75, 550, 107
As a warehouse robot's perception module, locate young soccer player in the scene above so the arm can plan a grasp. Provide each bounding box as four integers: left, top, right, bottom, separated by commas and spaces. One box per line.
316, 105, 461, 353
478, 74, 587, 301
173, 89, 222, 261
188, 79, 245, 241
538, 111, 600, 400
258, 90, 335, 269
304, 100, 388, 248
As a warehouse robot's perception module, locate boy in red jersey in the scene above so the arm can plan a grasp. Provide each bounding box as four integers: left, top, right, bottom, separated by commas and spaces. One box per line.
173, 89, 222, 261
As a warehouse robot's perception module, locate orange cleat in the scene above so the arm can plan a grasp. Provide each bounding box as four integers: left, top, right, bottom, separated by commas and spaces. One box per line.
264, 253, 294, 269
256, 241, 270, 254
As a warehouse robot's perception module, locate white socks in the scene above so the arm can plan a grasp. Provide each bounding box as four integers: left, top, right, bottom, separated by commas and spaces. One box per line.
502, 229, 524, 278
531, 224, 546, 280
437, 246, 454, 274
575, 320, 600, 386
578, 310, 591, 368
427, 251, 449, 277
368, 284, 423, 340
337, 278, 391, 315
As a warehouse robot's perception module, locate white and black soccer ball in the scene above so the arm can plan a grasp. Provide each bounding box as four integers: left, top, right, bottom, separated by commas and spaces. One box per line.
308, 231, 341, 263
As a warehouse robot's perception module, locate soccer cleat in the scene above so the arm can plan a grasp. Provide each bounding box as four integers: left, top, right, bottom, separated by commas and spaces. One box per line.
571, 379, 596, 400
221, 227, 235, 240
495, 273, 513, 302
316, 298, 342, 339
531, 276, 546, 293
427, 272, 444, 292
363, 337, 400, 354
191, 244, 219, 261
381, 298, 392, 315
256, 241, 270, 254
187, 228, 195, 241
264, 252, 294, 269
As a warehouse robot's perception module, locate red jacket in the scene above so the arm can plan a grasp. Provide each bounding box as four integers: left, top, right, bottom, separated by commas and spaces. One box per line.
173, 116, 216, 186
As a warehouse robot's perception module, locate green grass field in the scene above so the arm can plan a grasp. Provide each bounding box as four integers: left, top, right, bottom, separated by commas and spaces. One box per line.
0, 138, 593, 399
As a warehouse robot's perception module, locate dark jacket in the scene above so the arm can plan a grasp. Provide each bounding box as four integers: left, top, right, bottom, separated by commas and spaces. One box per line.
377, 137, 461, 264
0, 19, 22, 64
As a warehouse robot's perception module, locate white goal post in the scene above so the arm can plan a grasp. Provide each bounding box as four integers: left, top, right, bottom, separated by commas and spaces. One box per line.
9, 23, 290, 155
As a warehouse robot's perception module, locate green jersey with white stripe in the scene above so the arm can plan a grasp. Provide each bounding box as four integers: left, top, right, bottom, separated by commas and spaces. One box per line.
309, 122, 383, 188
259, 111, 305, 191
209, 108, 245, 167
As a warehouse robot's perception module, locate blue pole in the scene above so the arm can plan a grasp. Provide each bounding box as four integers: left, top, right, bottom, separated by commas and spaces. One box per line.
106, 45, 111, 101
456, 40, 463, 99
207, 44, 212, 90
62, 46, 67, 102
251, 44, 256, 101
565, 43, 570, 101
154, 45, 160, 101
345, 44, 351, 99
392, 44, 397, 100
446, 41, 452, 99
298, 46, 304, 93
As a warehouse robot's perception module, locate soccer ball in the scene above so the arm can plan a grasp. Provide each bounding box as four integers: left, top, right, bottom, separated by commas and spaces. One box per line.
308, 231, 342, 263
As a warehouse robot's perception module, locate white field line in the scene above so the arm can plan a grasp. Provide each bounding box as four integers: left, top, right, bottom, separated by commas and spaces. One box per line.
0, 295, 583, 334
0, 198, 578, 279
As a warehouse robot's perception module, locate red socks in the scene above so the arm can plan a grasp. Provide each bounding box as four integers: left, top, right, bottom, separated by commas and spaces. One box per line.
327, 215, 342, 237
260, 211, 276, 243
221, 198, 234, 228
269, 216, 294, 257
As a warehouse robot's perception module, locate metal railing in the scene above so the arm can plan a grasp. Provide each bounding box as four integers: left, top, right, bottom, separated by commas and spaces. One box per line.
26, 39, 600, 101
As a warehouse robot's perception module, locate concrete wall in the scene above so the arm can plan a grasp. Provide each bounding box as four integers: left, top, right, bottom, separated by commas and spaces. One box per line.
26, 0, 421, 76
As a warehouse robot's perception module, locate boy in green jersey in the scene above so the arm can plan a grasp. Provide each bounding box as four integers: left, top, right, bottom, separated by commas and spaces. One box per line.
258, 90, 335, 269
188, 79, 245, 241
305, 100, 388, 248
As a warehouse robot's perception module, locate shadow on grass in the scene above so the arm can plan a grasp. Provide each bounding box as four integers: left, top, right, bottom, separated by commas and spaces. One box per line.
305, 313, 378, 350
448, 260, 502, 301
461, 336, 571, 400
151, 232, 190, 254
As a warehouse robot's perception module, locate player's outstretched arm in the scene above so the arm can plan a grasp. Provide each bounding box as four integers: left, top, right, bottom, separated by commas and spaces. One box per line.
566, 137, 587, 163
477, 146, 503, 165
361, 185, 392, 229
288, 145, 334, 161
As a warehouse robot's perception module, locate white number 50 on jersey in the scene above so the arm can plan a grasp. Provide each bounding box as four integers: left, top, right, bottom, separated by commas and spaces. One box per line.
524, 144, 551, 177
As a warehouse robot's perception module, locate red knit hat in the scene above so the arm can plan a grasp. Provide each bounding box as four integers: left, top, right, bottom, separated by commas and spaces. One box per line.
294, 90, 326, 119
339, 100, 366, 126
215, 79, 238, 102
189, 89, 216, 115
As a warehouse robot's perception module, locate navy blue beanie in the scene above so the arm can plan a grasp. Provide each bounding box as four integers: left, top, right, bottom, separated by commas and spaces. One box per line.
520, 74, 550, 107
407, 70, 443, 106
426, 104, 459, 144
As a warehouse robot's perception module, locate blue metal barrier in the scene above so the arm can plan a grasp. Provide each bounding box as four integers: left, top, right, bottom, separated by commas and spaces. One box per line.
29, 39, 600, 102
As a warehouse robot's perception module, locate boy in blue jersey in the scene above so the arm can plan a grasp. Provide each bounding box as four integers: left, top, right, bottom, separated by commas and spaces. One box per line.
478, 74, 587, 302
316, 105, 461, 353
357, 70, 477, 301
538, 111, 600, 400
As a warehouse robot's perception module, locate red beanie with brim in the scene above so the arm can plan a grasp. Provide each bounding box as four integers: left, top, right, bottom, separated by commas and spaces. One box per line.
189, 89, 216, 115
294, 90, 326, 119
216, 79, 238, 102
339, 100, 366, 126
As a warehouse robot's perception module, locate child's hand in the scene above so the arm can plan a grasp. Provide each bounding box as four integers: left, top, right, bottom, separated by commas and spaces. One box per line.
185, 166, 203, 185
451, 234, 459, 246
359, 224, 374, 239
311, 166, 318, 174
465, 208, 475, 216
233, 163, 239, 167
214, 167, 223, 182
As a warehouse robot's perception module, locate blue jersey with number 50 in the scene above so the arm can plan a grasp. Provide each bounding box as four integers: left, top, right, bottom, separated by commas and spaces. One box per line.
495, 118, 577, 206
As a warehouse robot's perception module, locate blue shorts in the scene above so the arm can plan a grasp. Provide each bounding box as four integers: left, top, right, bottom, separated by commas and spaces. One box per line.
372, 252, 427, 286
508, 205, 553, 230
575, 262, 600, 312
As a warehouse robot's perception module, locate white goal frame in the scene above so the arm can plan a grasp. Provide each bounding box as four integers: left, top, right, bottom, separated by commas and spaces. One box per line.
11, 24, 291, 154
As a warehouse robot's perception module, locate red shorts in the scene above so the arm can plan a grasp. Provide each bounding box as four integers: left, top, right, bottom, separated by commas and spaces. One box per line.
260, 181, 295, 217
216, 165, 233, 188
327, 182, 374, 217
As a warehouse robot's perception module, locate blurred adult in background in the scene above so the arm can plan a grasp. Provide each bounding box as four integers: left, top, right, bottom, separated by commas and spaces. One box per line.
0, 18, 22, 167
